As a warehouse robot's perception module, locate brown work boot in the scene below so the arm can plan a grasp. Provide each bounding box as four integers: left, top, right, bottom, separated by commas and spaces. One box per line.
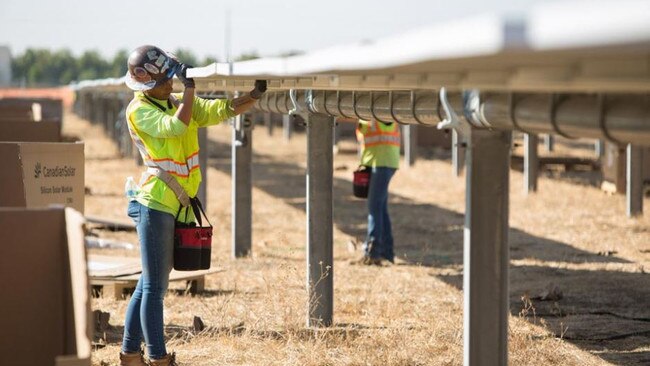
349, 255, 382, 266
148, 352, 178, 366
119, 351, 147, 366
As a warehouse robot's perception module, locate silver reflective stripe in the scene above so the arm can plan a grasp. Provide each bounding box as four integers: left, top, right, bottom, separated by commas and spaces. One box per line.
364, 135, 401, 145
153, 159, 190, 176
187, 153, 200, 171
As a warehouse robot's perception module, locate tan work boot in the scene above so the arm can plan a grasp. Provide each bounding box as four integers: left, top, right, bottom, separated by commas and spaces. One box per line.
148, 352, 178, 366
119, 351, 147, 366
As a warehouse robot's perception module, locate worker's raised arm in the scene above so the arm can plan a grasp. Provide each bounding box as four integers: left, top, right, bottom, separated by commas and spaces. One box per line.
231, 80, 267, 115
174, 64, 196, 125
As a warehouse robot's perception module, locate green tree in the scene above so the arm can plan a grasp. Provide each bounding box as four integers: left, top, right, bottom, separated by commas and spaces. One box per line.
77, 50, 110, 80
202, 55, 218, 65
172, 48, 198, 67
235, 51, 260, 62
111, 49, 128, 78
50, 49, 77, 84
12, 49, 52, 86
278, 50, 304, 57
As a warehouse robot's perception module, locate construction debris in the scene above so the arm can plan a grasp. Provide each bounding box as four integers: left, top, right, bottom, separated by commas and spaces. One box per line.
532, 283, 564, 301
193, 316, 206, 332
92, 310, 111, 332
85, 215, 135, 231
85, 237, 135, 250
597, 250, 618, 257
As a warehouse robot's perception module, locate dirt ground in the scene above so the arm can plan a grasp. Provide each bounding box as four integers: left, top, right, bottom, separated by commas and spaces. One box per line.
63, 110, 649, 365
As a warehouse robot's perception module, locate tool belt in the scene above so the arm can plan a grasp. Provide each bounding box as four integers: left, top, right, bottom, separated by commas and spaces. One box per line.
353, 165, 371, 198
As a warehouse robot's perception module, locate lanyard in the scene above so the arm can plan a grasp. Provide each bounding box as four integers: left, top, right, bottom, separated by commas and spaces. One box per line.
143, 94, 172, 112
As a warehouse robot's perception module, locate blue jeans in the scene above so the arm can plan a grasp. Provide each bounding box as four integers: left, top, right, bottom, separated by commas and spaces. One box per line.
363, 167, 396, 261
122, 201, 174, 359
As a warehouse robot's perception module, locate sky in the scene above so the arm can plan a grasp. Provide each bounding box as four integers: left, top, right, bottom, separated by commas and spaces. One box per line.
0, 0, 562, 61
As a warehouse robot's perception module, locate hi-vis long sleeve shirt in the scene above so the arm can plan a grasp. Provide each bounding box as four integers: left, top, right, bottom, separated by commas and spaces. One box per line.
126, 91, 235, 219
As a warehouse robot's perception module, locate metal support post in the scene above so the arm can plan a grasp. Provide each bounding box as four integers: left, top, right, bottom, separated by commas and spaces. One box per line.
306, 113, 334, 327
102, 98, 110, 132
333, 120, 340, 154
544, 134, 554, 152
264, 112, 273, 136
283, 114, 293, 142
232, 114, 253, 257
523, 133, 539, 194
464, 129, 511, 366
404, 124, 418, 167
197, 127, 208, 207
107, 99, 116, 141
452, 129, 466, 176
595, 139, 605, 158
85, 94, 92, 121
626, 144, 644, 217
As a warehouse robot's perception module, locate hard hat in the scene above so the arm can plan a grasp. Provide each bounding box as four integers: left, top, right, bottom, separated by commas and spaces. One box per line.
125, 45, 180, 91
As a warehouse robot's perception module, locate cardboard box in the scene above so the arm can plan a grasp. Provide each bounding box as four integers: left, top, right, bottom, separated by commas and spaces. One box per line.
0, 207, 91, 366
0, 97, 63, 123
0, 142, 84, 212
0, 120, 62, 142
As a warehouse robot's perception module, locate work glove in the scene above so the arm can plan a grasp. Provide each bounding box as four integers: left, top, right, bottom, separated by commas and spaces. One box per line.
176, 63, 196, 89
249, 79, 267, 99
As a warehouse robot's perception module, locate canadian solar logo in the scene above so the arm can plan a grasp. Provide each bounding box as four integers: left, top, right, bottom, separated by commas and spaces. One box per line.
34, 162, 42, 178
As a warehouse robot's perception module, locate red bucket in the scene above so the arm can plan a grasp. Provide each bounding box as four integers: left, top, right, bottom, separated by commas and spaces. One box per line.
173, 197, 213, 271
353, 167, 371, 198
174, 225, 212, 271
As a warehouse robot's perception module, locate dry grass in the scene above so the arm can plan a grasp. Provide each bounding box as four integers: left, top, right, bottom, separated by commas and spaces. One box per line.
63, 112, 650, 366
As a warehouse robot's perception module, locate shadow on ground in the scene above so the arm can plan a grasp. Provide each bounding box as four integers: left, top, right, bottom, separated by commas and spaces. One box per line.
207, 136, 650, 365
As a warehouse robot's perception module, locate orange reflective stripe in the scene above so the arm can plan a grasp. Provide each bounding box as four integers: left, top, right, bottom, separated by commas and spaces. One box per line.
151, 157, 187, 165
357, 120, 400, 149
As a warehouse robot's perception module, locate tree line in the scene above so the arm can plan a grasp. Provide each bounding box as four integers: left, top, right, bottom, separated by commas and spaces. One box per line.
11, 48, 221, 87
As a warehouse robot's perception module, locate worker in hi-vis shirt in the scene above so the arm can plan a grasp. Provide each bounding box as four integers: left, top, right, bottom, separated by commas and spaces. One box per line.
119, 45, 266, 366
354, 119, 400, 265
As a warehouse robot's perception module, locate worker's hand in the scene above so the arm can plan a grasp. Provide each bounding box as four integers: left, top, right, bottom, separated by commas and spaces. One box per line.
176, 63, 196, 89
249, 79, 267, 99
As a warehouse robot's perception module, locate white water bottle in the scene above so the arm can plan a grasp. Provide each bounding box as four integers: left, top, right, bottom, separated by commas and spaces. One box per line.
124, 176, 138, 200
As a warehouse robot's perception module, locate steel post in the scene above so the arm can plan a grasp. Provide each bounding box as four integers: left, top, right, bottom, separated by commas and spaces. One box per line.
232, 114, 252, 258
626, 144, 644, 217
452, 129, 466, 176
544, 134, 554, 152
524, 133, 539, 194
306, 113, 334, 327
595, 139, 605, 158
404, 124, 418, 167
263, 112, 272, 137
464, 129, 511, 366
283, 114, 293, 142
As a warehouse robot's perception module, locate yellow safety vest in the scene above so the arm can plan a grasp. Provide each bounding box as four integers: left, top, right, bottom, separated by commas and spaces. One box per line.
356, 120, 400, 169
126, 91, 235, 220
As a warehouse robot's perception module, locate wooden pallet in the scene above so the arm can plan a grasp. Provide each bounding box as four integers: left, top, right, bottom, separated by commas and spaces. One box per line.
88, 255, 222, 299
511, 155, 600, 171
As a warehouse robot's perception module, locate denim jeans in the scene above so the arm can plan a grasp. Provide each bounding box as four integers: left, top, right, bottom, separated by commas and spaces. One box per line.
122, 200, 174, 359
363, 167, 396, 261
